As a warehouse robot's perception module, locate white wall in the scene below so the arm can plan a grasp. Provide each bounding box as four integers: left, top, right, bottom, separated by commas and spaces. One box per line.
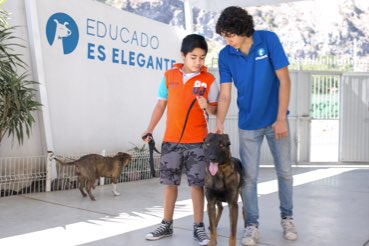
1, 0, 186, 157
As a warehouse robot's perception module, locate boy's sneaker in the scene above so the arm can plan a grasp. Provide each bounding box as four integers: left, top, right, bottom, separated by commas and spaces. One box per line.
281, 217, 298, 241
193, 222, 209, 245
242, 225, 259, 246
145, 220, 173, 240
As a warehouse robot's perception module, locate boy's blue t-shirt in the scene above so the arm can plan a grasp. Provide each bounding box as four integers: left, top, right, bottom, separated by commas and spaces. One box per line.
218, 30, 289, 130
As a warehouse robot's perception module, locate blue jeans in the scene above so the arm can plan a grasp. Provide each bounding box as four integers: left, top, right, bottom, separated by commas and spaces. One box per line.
239, 124, 293, 227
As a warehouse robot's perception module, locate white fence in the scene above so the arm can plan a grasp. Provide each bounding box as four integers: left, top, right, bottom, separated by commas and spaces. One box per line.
0, 156, 46, 196
0, 152, 160, 197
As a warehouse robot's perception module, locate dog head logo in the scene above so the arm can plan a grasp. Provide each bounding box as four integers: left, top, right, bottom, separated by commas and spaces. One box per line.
258, 48, 266, 56
46, 13, 79, 55
192, 80, 207, 96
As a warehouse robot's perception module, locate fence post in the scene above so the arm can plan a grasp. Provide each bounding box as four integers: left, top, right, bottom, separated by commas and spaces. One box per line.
46, 151, 53, 192
99, 149, 106, 185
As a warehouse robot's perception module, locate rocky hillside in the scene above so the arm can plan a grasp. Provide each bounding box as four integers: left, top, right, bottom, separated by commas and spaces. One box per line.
96, 0, 369, 64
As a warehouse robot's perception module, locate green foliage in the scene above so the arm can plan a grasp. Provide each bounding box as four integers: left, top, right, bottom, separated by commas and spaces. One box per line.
289, 55, 355, 72
0, 9, 41, 144
311, 98, 339, 119
310, 75, 340, 120
128, 142, 148, 153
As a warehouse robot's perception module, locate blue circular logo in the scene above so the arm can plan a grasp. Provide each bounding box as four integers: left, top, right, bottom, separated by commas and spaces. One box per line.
46, 13, 79, 55
258, 48, 266, 56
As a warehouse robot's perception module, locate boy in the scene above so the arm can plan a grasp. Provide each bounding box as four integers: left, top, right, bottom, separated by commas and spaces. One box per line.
142, 34, 218, 245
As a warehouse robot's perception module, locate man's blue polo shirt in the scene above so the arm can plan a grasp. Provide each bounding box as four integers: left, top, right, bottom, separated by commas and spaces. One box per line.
218, 30, 289, 130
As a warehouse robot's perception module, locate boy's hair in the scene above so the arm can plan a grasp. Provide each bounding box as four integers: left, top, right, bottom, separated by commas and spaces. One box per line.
181, 34, 208, 56
216, 6, 255, 37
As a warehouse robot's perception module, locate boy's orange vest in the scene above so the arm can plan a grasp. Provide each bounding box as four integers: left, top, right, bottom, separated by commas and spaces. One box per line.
163, 64, 216, 144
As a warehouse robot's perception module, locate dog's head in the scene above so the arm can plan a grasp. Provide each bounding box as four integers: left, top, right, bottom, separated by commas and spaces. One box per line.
114, 152, 132, 166
203, 133, 231, 176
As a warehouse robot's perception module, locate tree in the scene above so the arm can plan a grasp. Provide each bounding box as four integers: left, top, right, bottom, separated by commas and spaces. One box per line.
0, 8, 41, 145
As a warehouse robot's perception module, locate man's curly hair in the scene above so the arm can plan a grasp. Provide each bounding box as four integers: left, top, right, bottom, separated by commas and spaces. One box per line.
216, 6, 255, 37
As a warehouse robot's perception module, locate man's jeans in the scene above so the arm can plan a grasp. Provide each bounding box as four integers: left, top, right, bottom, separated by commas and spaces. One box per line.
239, 125, 293, 226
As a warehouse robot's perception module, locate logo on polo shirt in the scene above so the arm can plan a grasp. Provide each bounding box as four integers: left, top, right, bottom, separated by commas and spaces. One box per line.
193, 80, 207, 96
255, 48, 268, 61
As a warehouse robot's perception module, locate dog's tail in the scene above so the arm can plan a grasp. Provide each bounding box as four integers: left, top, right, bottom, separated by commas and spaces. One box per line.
48, 151, 76, 165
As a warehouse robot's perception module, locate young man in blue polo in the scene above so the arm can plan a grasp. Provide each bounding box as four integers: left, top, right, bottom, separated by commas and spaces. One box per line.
213, 6, 298, 246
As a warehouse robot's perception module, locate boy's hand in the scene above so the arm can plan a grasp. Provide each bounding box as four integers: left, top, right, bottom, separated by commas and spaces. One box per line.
196, 96, 208, 110
141, 132, 153, 143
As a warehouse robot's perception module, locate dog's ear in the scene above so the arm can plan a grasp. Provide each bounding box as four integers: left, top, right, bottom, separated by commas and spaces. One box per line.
204, 133, 213, 142
222, 134, 231, 146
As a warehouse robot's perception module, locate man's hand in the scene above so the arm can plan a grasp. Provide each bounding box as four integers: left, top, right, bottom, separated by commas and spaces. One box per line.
272, 119, 288, 140
212, 120, 225, 134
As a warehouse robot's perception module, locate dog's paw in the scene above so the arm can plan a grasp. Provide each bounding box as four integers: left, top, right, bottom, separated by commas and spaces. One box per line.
208, 240, 217, 246
112, 191, 120, 196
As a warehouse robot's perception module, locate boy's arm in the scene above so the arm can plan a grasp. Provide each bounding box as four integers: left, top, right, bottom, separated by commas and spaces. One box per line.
206, 103, 217, 115
143, 100, 167, 140
196, 96, 217, 115
198, 79, 219, 115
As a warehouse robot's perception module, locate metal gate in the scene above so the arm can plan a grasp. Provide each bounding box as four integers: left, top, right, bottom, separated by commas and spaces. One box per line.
311, 74, 340, 120
309, 73, 341, 162
340, 73, 369, 162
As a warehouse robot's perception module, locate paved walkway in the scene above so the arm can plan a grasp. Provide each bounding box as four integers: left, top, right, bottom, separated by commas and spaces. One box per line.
0, 165, 368, 246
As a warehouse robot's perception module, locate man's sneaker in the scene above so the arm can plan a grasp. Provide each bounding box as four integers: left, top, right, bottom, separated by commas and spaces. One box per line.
281, 217, 298, 240
145, 220, 173, 240
193, 222, 209, 245
241, 225, 259, 246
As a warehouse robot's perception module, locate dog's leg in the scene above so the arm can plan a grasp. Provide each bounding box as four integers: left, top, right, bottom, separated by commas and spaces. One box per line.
228, 201, 238, 246
240, 192, 247, 225
215, 201, 223, 228
86, 179, 96, 201
111, 177, 120, 196
78, 177, 87, 197
93, 179, 98, 189
207, 200, 217, 246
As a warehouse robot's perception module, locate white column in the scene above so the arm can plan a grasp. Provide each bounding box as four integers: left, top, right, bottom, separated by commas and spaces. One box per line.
184, 0, 193, 33
24, 0, 56, 191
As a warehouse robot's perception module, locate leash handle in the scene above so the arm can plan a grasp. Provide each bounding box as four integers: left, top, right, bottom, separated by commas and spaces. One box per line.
142, 133, 160, 154
142, 132, 153, 141
142, 133, 160, 177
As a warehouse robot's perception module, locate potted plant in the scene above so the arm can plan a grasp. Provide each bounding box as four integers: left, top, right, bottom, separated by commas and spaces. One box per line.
0, 9, 41, 145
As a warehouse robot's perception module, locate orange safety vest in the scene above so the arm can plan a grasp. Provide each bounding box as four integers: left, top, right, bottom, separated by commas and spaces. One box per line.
163, 63, 216, 144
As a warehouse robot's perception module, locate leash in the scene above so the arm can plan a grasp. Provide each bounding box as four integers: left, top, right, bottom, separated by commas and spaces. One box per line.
143, 83, 209, 176
173, 86, 209, 149
142, 133, 160, 177
142, 97, 202, 176
176, 98, 197, 145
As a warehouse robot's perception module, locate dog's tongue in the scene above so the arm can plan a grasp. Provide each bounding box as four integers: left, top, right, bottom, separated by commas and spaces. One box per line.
209, 162, 219, 176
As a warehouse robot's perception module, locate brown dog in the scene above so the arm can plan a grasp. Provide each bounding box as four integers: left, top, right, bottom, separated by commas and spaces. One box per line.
203, 133, 244, 246
51, 152, 131, 201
